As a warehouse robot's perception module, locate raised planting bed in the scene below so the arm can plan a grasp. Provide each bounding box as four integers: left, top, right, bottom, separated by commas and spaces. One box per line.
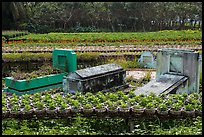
4, 65, 67, 95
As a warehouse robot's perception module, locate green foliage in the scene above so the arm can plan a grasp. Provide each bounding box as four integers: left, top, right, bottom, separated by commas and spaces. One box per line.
2, 90, 203, 135
7, 30, 201, 44
2, 116, 202, 135
10, 64, 62, 80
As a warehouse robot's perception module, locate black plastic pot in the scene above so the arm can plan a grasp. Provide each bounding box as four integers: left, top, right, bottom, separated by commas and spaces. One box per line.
35, 108, 46, 118
182, 109, 195, 117
169, 109, 182, 117
156, 108, 169, 116
95, 107, 107, 117
46, 109, 58, 118
81, 107, 94, 116
9, 111, 19, 118
107, 108, 119, 117
118, 107, 130, 117
131, 107, 145, 116
58, 108, 72, 118
144, 108, 156, 115
195, 109, 202, 117
2, 110, 9, 119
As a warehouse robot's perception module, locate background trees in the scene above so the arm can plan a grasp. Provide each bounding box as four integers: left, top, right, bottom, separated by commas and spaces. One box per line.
2, 2, 202, 33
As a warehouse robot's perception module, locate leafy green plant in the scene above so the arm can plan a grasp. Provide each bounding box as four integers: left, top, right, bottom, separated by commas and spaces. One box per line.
158, 103, 167, 111
24, 104, 31, 112
95, 104, 103, 109
128, 90, 136, 98
120, 102, 128, 109
83, 103, 92, 109
133, 104, 142, 109
145, 102, 155, 109
140, 97, 149, 107
70, 99, 80, 109
105, 100, 117, 110
128, 98, 136, 106
35, 101, 44, 110
107, 92, 118, 102
11, 104, 19, 112
60, 102, 68, 110
184, 104, 194, 111
171, 102, 182, 111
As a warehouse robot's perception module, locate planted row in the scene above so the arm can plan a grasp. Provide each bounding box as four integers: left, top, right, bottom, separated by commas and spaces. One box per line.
2, 90, 202, 119
2, 30, 29, 40
8, 30, 201, 43
2, 52, 101, 62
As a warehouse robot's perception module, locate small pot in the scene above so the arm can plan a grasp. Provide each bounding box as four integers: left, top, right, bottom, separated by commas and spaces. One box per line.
195, 109, 202, 117
131, 108, 145, 115
157, 108, 169, 116
35, 108, 46, 118
2, 110, 10, 119
169, 109, 182, 117
95, 107, 107, 117
118, 107, 131, 117
182, 109, 195, 117
58, 108, 72, 118
70, 107, 80, 114
144, 108, 156, 115
46, 109, 58, 118
81, 107, 94, 116
107, 107, 119, 117
9, 110, 19, 118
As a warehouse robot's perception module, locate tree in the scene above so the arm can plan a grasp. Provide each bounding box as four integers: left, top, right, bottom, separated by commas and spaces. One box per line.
2, 2, 28, 29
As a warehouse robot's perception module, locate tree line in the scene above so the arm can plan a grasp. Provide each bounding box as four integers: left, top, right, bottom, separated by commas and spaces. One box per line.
2, 2, 202, 33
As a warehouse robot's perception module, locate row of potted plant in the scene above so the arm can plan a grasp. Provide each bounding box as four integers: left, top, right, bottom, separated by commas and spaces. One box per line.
2, 90, 202, 119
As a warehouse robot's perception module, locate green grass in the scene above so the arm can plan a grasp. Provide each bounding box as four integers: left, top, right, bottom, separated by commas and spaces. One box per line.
2, 116, 202, 135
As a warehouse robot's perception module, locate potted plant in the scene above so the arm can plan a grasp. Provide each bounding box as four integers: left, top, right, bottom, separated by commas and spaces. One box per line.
131, 103, 144, 116
105, 100, 118, 117
119, 102, 128, 111
108, 92, 119, 102
169, 102, 182, 116
157, 103, 169, 116
140, 97, 149, 107
70, 99, 81, 114
58, 101, 71, 118
195, 104, 202, 116
82, 103, 93, 115
118, 102, 130, 117
10, 103, 19, 118
182, 103, 195, 117
133, 95, 140, 103
144, 102, 156, 115
46, 101, 58, 118
128, 90, 136, 98
2, 106, 9, 119
95, 103, 107, 117
33, 100, 46, 118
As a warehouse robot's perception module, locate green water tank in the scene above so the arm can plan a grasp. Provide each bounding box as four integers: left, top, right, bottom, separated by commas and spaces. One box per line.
52, 49, 77, 73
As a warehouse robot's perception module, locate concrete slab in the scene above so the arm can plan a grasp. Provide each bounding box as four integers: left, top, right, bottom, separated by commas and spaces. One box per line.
134, 74, 188, 95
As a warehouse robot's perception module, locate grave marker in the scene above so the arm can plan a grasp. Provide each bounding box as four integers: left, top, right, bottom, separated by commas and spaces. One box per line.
138, 52, 156, 69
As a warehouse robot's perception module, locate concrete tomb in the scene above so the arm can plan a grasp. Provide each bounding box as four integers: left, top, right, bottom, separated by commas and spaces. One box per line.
135, 48, 200, 95
138, 51, 156, 69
